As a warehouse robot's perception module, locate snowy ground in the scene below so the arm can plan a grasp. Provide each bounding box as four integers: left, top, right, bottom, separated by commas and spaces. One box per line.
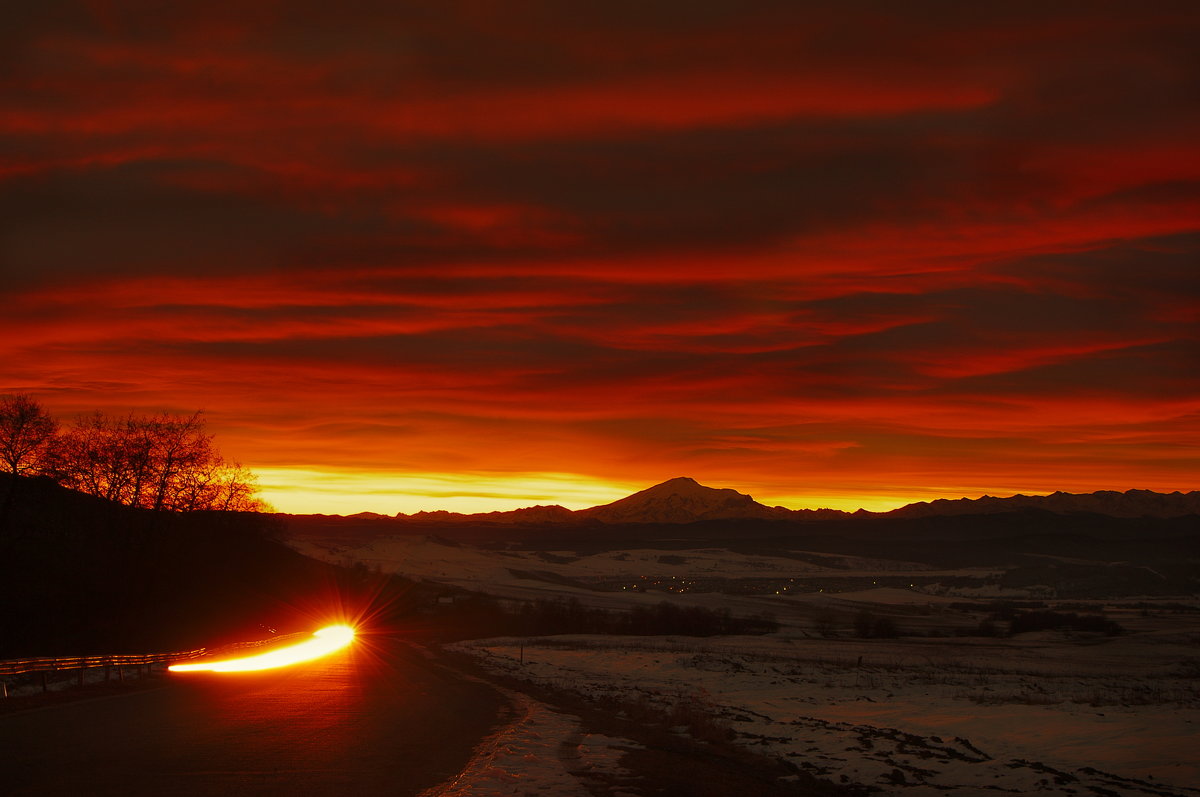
406, 644, 645, 797
289, 533, 1000, 632
289, 535, 975, 590
286, 528, 1200, 793
448, 633, 1200, 796
417, 683, 645, 797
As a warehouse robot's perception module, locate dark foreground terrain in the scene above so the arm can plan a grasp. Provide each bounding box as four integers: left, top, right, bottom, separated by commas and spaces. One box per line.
0, 474, 430, 657
0, 638, 502, 796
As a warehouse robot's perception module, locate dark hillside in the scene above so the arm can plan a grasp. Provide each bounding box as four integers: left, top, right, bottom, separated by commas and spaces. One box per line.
0, 474, 352, 658
279, 507, 1200, 597
280, 506, 1200, 565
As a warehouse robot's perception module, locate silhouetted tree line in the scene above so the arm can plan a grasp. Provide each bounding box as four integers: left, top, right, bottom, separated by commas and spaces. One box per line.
434, 595, 779, 638
998, 608, 1124, 636
853, 609, 899, 639
815, 603, 1125, 640
0, 394, 265, 515
945, 602, 1125, 637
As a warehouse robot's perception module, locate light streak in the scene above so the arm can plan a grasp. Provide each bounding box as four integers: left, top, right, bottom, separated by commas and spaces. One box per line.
168, 624, 355, 673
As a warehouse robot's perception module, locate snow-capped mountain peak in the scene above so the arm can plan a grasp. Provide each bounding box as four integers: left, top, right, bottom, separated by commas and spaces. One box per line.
579, 477, 780, 524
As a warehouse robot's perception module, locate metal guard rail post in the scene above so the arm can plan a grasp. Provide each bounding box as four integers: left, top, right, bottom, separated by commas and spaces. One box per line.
0, 630, 308, 696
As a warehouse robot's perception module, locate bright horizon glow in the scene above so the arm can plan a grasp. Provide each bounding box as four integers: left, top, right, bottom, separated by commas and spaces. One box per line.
255, 468, 642, 515
168, 624, 356, 673
251, 466, 1138, 516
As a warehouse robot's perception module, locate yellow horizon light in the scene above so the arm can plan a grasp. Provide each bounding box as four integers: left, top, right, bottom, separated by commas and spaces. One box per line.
252, 466, 1083, 517
254, 468, 640, 515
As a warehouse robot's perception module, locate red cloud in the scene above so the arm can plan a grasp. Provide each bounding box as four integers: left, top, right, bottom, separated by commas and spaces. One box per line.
3, 3, 1197, 509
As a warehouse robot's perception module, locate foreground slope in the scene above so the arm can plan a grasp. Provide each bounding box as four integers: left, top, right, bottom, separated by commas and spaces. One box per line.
0, 474, 345, 657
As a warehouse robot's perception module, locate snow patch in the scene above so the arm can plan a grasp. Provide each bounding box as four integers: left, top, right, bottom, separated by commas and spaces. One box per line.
449, 634, 1200, 796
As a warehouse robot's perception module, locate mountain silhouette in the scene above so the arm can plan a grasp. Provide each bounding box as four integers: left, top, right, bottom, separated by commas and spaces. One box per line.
360, 479, 1199, 524
887, 488, 1200, 520
577, 476, 785, 524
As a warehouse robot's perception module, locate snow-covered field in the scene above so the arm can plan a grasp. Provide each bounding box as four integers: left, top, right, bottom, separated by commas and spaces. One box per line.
417, 682, 644, 797
291, 534, 914, 582
289, 533, 995, 615
406, 643, 645, 797
448, 633, 1200, 796
287, 526, 1200, 793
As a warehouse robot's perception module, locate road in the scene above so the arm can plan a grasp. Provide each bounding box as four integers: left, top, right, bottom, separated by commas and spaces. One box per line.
0, 637, 504, 796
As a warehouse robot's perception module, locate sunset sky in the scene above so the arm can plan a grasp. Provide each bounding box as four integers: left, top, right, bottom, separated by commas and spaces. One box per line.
3, 2, 1198, 515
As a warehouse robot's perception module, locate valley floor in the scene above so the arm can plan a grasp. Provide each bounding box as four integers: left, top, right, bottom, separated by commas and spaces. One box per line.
283, 520, 1200, 794
445, 632, 1200, 796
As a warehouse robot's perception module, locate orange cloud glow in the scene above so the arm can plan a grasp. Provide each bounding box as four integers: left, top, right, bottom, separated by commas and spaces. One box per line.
3, 3, 1197, 513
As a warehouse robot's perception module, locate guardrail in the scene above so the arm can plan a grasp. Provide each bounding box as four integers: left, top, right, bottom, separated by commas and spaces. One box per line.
0, 631, 309, 697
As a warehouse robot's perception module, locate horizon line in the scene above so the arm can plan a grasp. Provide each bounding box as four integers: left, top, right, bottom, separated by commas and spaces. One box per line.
249, 471, 1195, 518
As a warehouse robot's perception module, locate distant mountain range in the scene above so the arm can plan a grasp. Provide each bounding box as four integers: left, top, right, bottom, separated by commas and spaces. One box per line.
361, 477, 1200, 525
886, 489, 1200, 520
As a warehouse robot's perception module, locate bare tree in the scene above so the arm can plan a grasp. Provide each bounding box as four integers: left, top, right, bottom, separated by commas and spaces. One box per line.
50, 412, 139, 505
0, 394, 59, 524
0, 394, 58, 477
146, 412, 212, 513
120, 414, 159, 509
212, 461, 269, 513
49, 410, 264, 513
